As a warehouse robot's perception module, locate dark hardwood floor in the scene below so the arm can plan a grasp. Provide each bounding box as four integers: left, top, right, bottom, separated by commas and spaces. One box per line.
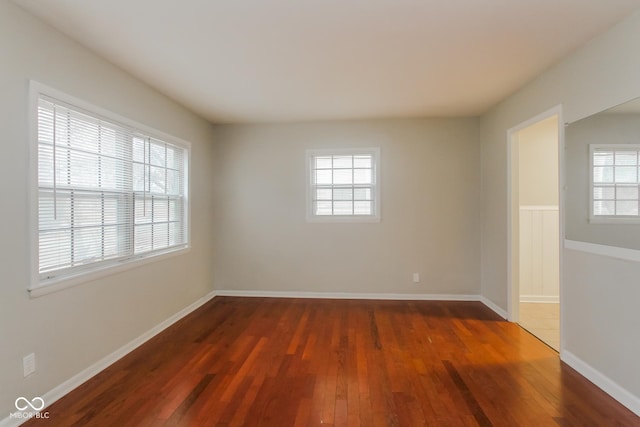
25, 297, 639, 426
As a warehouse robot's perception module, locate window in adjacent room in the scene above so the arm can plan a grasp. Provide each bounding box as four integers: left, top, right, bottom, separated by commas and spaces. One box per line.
306, 148, 380, 221
590, 144, 640, 223
31, 82, 190, 293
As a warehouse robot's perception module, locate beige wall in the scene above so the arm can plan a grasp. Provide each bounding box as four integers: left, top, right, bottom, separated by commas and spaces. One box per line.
566, 113, 640, 250
518, 116, 559, 206
0, 0, 215, 417
480, 8, 640, 402
212, 118, 480, 296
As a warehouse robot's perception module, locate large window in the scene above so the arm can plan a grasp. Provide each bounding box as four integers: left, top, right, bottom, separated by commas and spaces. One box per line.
306, 148, 380, 221
590, 144, 640, 222
31, 83, 189, 293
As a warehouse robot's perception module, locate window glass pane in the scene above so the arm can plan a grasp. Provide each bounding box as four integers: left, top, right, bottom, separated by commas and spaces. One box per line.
167, 170, 180, 195
169, 199, 182, 222
103, 196, 119, 224
135, 224, 152, 253
333, 201, 353, 215
100, 157, 118, 190
333, 188, 353, 201
69, 151, 99, 188
315, 188, 332, 200
39, 191, 72, 230
616, 201, 638, 216
153, 223, 169, 249
133, 137, 145, 162
150, 142, 165, 167
354, 201, 371, 215
39, 230, 71, 272
169, 222, 183, 246
103, 226, 119, 258
69, 112, 99, 153
153, 197, 169, 222
615, 151, 638, 166
617, 186, 639, 200
333, 169, 352, 184
135, 196, 153, 224
594, 201, 614, 215
333, 156, 352, 169
593, 186, 614, 200
38, 144, 54, 187
615, 166, 637, 183
133, 163, 146, 192
593, 166, 613, 183
354, 169, 372, 184
315, 169, 332, 185
354, 155, 372, 168
98, 127, 117, 157
354, 188, 372, 200
314, 201, 332, 215
315, 156, 332, 169
74, 195, 104, 227
593, 151, 613, 166
73, 227, 103, 264
150, 166, 166, 193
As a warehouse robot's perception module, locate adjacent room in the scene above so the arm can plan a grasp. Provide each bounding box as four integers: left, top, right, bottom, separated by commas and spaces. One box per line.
2, 0, 640, 425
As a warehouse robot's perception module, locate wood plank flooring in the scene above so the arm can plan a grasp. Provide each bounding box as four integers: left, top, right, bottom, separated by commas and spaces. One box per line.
25, 297, 639, 426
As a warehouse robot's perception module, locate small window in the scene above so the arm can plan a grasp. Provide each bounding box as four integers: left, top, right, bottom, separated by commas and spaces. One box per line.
590, 144, 640, 223
31, 82, 190, 293
306, 148, 380, 221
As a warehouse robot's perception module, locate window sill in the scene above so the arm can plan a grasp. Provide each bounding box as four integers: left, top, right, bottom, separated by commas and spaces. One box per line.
28, 246, 190, 298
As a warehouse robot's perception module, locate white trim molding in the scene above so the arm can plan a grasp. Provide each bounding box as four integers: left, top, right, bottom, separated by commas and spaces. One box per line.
520, 205, 559, 211
0, 291, 217, 427
480, 296, 508, 319
215, 290, 508, 319
519, 295, 560, 303
561, 350, 640, 417
565, 239, 640, 263
215, 289, 479, 301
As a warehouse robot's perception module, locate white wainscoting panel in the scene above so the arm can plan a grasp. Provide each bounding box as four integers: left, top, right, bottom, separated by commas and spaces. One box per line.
519, 206, 559, 303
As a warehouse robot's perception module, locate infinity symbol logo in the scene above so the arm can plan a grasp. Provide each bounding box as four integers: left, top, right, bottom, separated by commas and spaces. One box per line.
15, 397, 45, 411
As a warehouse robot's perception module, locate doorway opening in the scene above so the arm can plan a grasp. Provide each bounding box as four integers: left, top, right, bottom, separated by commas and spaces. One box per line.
508, 107, 562, 352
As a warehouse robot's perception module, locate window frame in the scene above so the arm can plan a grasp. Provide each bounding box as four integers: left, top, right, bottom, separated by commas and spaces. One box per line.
589, 143, 640, 224
29, 81, 191, 297
305, 148, 381, 222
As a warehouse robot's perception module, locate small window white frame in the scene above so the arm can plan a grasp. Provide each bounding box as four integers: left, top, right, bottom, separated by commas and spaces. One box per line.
306, 148, 381, 222
589, 143, 640, 224
29, 81, 191, 297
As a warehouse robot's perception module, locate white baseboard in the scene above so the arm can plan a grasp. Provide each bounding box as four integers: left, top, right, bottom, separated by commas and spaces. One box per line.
0, 290, 217, 427
480, 296, 508, 319
561, 350, 640, 417
217, 289, 510, 319
519, 295, 559, 303
215, 289, 480, 301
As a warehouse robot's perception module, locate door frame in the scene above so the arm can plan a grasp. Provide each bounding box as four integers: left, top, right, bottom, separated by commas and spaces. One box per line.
506, 105, 565, 353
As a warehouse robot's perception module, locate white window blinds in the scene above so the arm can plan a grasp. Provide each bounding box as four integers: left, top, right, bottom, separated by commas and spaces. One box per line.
37, 94, 188, 284
592, 145, 640, 218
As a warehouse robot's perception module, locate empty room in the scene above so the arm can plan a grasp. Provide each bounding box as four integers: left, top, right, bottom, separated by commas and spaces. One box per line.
2, 0, 640, 426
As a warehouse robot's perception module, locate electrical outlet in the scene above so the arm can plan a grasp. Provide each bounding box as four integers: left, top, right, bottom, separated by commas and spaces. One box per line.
23, 353, 36, 377
412, 273, 420, 283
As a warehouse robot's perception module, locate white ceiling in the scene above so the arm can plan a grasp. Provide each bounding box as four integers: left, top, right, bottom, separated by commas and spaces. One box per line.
13, 0, 640, 124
